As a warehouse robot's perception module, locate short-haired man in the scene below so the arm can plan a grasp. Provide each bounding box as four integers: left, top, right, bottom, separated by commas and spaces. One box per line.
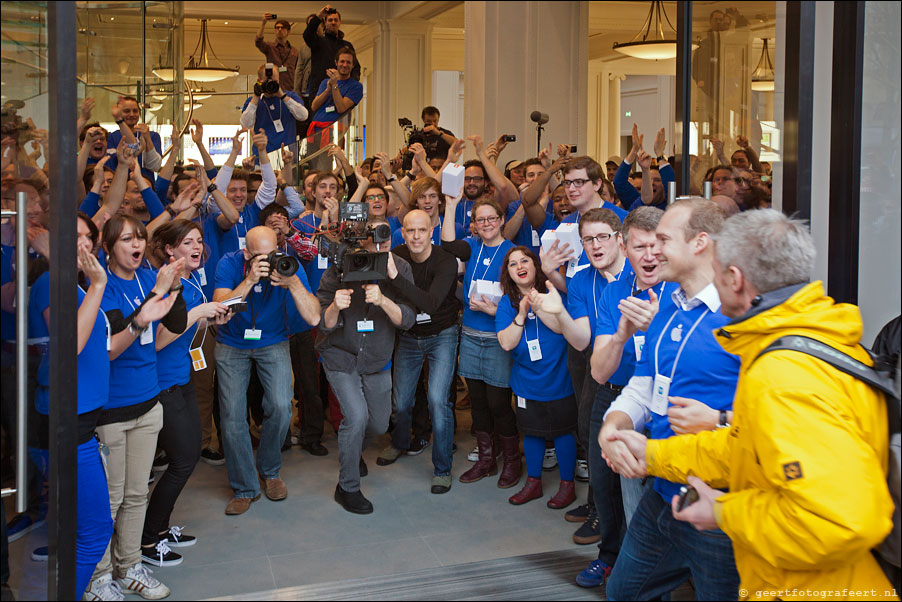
503, 158, 561, 255
454, 136, 519, 230
609, 209, 896, 600
419, 106, 458, 161
317, 222, 416, 513
303, 5, 360, 99
307, 47, 363, 171
613, 126, 673, 211
596, 198, 741, 598
241, 64, 308, 156
106, 96, 163, 182
390, 177, 466, 248
290, 171, 341, 294
213, 226, 321, 515
377, 210, 462, 494
255, 14, 300, 92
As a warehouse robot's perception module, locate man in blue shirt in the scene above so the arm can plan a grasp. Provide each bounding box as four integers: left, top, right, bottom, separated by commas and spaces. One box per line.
106, 96, 162, 182
240, 64, 309, 157
213, 226, 320, 516
306, 46, 363, 172
594, 198, 740, 599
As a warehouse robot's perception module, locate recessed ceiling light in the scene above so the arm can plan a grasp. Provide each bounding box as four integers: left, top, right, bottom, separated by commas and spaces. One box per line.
224, 21, 229, 25
110, 17, 115, 21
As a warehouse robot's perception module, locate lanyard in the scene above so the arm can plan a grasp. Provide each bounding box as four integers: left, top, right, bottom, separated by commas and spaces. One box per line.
237, 208, 250, 239
77, 284, 111, 342
525, 311, 540, 342
245, 261, 272, 330
108, 267, 147, 311
653, 306, 710, 380
184, 272, 207, 303
472, 241, 503, 282
263, 97, 283, 127
591, 262, 626, 323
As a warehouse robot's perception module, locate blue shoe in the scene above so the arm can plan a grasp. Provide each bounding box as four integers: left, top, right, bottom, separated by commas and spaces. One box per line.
575, 559, 612, 588
7, 514, 41, 543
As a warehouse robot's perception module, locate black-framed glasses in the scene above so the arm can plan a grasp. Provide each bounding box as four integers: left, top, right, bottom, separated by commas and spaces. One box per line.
581, 233, 618, 246
474, 216, 500, 225
464, 176, 485, 183
562, 178, 591, 189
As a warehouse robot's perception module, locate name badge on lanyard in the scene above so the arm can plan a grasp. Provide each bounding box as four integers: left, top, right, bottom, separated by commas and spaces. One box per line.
318, 254, 329, 270
272, 119, 284, 133
238, 236, 247, 250
651, 373, 671, 415
531, 229, 540, 247
189, 347, 207, 371
139, 326, 153, 346
357, 320, 374, 332
633, 335, 646, 362
526, 314, 542, 361
244, 329, 262, 341
416, 313, 432, 324
197, 267, 207, 287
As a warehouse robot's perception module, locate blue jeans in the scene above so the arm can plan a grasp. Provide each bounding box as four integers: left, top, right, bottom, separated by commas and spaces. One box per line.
215, 341, 293, 498
391, 325, 459, 476
606, 488, 740, 601
324, 367, 392, 492
589, 384, 625, 567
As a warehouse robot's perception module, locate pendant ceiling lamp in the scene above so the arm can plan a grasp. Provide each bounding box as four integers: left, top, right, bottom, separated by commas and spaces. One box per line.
613, 1, 696, 60
153, 19, 238, 82
751, 38, 775, 92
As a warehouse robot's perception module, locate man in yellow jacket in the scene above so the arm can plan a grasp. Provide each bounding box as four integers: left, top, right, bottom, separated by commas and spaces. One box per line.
609, 209, 897, 601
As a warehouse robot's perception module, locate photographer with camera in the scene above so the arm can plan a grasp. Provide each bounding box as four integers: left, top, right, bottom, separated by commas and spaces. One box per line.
303, 5, 360, 99
403, 106, 457, 162
255, 14, 299, 93
316, 216, 416, 514
213, 226, 320, 515
241, 64, 308, 158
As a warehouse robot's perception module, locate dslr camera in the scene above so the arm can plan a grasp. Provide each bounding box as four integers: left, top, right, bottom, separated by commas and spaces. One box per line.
317, 202, 392, 282
398, 117, 442, 170
260, 250, 300, 278
255, 63, 281, 96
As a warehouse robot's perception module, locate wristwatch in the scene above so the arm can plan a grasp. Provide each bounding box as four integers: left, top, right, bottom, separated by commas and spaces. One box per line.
656, 155, 666, 163
277, 183, 287, 192
716, 410, 731, 429
279, 93, 287, 100
207, 182, 218, 194
115, 118, 125, 125
387, 175, 397, 183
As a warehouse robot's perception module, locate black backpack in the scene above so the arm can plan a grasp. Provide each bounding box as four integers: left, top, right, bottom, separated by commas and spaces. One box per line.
755, 335, 901, 575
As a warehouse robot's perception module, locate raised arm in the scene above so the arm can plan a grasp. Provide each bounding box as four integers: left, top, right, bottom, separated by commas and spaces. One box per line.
469, 135, 518, 208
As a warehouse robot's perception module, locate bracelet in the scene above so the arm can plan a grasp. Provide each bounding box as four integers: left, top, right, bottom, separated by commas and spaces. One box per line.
169, 283, 184, 293
207, 182, 218, 194
513, 319, 525, 327
115, 118, 125, 125
165, 205, 178, 217
128, 320, 144, 336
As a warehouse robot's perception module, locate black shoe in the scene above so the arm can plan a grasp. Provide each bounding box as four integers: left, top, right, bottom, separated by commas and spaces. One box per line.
152, 452, 169, 472
200, 447, 225, 466
407, 437, 430, 456
572, 508, 602, 545
334, 485, 373, 514
565, 503, 591, 523
300, 441, 328, 456
359, 457, 368, 477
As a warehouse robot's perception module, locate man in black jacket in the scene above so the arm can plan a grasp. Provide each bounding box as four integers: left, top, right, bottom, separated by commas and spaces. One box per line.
303, 5, 361, 98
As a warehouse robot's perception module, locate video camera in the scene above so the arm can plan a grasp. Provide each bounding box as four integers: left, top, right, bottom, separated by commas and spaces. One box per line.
316, 201, 392, 282
398, 117, 441, 171
255, 63, 281, 97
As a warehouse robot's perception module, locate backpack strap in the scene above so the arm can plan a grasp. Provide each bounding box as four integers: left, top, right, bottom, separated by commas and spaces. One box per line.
756, 336, 897, 398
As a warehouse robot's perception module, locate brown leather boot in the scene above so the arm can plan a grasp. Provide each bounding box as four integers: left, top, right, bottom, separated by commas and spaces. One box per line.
508, 476, 543, 505
459, 432, 498, 483
547, 480, 576, 509
497, 434, 522, 489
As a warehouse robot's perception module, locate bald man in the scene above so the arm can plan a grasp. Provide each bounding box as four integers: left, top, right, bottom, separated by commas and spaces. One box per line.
375, 210, 463, 494
213, 226, 320, 515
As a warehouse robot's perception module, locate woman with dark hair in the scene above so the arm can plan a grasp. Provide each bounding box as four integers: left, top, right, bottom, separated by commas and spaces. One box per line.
84, 214, 187, 600
441, 196, 520, 488
139, 219, 230, 567
496, 246, 577, 508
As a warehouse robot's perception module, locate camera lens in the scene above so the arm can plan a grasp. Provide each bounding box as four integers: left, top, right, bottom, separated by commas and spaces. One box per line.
275, 255, 299, 277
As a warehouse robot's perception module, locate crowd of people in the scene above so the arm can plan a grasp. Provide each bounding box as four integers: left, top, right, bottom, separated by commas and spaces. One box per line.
1, 4, 899, 602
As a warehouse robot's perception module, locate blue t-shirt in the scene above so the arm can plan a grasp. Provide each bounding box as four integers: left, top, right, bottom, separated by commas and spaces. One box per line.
455, 200, 475, 232
27, 270, 50, 343
1, 245, 15, 342
391, 217, 466, 249
155, 271, 207, 389
566, 261, 633, 342
212, 203, 264, 257
496, 294, 574, 402
291, 213, 331, 294
505, 200, 557, 255
214, 250, 294, 349
386, 215, 402, 234
462, 237, 514, 332
279, 244, 315, 335
594, 278, 676, 386
633, 294, 739, 502
106, 129, 162, 182
311, 78, 363, 124
33, 276, 110, 415
100, 267, 161, 408
560, 204, 628, 284
243, 93, 304, 155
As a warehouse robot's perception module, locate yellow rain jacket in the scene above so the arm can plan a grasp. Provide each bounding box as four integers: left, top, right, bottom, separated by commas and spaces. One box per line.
646, 282, 896, 601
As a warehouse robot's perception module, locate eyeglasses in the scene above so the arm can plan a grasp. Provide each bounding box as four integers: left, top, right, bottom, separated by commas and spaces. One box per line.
581, 233, 618, 246
365, 194, 386, 202
464, 176, 485, 183
733, 177, 752, 186
474, 216, 500, 225
562, 178, 591, 189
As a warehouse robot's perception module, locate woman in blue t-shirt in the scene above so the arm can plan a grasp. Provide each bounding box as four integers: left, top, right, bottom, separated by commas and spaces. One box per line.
441, 196, 520, 489
86, 215, 187, 600
140, 220, 230, 567
496, 247, 578, 509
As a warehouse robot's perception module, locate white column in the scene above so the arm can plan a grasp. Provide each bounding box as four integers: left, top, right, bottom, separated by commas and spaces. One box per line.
355, 18, 433, 158
464, 1, 588, 161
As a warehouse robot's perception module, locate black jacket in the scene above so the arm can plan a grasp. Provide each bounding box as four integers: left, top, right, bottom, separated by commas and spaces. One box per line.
303, 16, 361, 97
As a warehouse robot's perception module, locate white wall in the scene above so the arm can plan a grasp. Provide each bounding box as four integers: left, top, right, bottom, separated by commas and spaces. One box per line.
619, 75, 675, 160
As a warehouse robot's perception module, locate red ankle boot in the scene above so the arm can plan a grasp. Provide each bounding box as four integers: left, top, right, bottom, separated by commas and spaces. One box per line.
497, 434, 522, 489
547, 480, 576, 509
509, 476, 543, 505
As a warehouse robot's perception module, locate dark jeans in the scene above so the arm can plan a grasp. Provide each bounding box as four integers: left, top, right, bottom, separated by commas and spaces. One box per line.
290, 331, 324, 445
142, 382, 201, 544
590, 384, 625, 566
606, 488, 740, 601
466, 378, 516, 437
567, 345, 598, 451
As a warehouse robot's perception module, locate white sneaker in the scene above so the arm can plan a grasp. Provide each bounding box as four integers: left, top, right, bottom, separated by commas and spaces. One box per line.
467, 446, 479, 462
543, 447, 558, 470
117, 563, 171, 599
83, 573, 124, 601
575, 458, 589, 482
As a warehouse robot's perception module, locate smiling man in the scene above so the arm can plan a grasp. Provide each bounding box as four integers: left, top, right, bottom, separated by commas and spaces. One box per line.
106, 96, 162, 182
